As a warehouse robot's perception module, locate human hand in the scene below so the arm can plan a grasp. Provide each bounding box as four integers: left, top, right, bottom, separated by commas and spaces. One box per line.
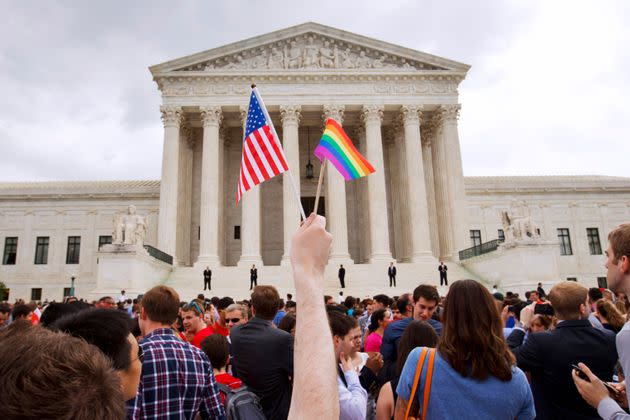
340, 351, 353, 373
572, 362, 610, 408
290, 213, 332, 278
609, 381, 628, 407
365, 352, 384, 374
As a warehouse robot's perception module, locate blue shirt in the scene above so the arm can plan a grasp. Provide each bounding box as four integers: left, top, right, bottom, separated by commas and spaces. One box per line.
380, 317, 443, 363
273, 310, 286, 327
397, 347, 535, 419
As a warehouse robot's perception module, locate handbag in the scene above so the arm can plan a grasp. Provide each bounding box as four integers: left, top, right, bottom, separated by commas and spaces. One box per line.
404, 347, 436, 420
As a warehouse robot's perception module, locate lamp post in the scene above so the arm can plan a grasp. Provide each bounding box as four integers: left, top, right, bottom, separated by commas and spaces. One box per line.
70, 275, 76, 297
305, 126, 314, 179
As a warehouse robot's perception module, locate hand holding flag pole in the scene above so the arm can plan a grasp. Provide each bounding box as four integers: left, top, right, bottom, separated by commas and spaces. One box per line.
312, 118, 375, 215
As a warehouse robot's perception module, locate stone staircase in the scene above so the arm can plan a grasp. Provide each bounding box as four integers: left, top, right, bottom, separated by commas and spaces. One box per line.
165, 260, 486, 301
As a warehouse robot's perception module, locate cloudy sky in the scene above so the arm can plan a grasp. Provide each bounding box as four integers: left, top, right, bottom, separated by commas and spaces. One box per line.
1, 0, 628, 182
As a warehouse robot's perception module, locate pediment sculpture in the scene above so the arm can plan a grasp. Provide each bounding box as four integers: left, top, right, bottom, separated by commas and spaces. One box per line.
176, 35, 445, 72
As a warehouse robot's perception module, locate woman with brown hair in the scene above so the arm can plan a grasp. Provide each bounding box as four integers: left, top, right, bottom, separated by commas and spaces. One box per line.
596, 299, 626, 333
376, 320, 438, 420
394, 279, 535, 419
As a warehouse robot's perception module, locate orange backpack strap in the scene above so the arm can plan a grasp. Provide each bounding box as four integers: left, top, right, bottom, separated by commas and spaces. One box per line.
420, 348, 436, 420
404, 347, 428, 420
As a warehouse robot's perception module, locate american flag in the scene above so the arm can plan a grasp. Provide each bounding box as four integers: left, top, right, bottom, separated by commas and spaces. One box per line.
236, 89, 289, 204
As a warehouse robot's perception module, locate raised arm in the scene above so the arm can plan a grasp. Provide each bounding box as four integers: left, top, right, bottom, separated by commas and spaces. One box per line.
288, 214, 338, 420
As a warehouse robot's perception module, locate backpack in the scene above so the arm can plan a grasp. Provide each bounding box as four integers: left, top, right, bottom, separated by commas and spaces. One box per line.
216, 383, 267, 420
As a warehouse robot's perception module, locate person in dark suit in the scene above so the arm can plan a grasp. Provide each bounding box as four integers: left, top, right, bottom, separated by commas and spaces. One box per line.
388, 262, 397, 287
230, 285, 293, 420
537, 282, 547, 299
507, 281, 618, 420
338, 264, 345, 288
203, 266, 211, 291
249, 265, 258, 290
438, 261, 448, 286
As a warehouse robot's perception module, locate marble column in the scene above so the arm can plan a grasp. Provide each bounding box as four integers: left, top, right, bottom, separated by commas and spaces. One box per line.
323, 105, 352, 263
238, 107, 263, 267
401, 105, 435, 262
440, 104, 468, 258
354, 126, 370, 263
362, 105, 392, 262
196, 106, 222, 267
157, 105, 183, 258
421, 121, 440, 258
280, 105, 301, 265
177, 123, 194, 266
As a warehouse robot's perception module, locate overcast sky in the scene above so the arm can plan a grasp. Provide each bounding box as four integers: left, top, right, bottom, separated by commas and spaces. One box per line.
1, 0, 628, 182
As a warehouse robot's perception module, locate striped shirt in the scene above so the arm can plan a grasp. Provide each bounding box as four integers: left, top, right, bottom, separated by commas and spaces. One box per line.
126, 328, 225, 419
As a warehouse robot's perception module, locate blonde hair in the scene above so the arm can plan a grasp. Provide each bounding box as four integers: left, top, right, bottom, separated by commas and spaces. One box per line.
597, 299, 626, 331
548, 282, 587, 320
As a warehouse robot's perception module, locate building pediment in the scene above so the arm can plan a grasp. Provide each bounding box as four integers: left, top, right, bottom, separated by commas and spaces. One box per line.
150, 22, 470, 76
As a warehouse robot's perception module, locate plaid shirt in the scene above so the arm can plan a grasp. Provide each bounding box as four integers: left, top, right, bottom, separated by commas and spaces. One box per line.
126, 328, 225, 419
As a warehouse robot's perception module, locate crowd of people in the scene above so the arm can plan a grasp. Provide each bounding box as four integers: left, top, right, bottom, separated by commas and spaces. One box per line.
1, 218, 629, 420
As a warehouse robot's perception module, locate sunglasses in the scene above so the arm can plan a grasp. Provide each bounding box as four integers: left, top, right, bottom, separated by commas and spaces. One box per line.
226, 318, 242, 324
184, 301, 204, 316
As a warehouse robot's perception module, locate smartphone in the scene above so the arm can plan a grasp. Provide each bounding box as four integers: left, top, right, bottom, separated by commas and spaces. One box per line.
572, 364, 621, 397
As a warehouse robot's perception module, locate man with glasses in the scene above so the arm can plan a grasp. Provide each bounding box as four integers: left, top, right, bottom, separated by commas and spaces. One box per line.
182, 300, 215, 349
224, 303, 248, 332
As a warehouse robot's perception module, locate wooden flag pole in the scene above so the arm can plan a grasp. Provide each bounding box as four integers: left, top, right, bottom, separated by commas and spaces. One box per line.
313, 158, 326, 215
251, 84, 306, 221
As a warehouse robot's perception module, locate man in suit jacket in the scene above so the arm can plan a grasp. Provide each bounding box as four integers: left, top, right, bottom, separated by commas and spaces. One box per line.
388, 262, 397, 287
507, 281, 618, 419
203, 266, 211, 291
338, 264, 345, 288
249, 265, 258, 290
230, 285, 293, 420
438, 261, 448, 286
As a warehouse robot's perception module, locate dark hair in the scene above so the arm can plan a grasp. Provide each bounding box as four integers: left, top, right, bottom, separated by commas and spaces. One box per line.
53, 308, 133, 371
200, 334, 229, 370
525, 291, 531, 300
277, 298, 286, 309
396, 293, 413, 316
142, 285, 180, 325
343, 295, 355, 310
218, 297, 235, 311
278, 313, 296, 334
40, 303, 82, 328
11, 304, 32, 319
285, 301, 297, 310
324, 295, 333, 304
287, 293, 293, 300
413, 285, 439, 304
251, 285, 280, 320
437, 279, 515, 381
396, 320, 438, 374
373, 294, 392, 308
0, 324, 125, 418
589, 287, 603, 303
368, 308, 388, 333
328, 310, 358, 338
508, 301, 528, 321
0, 303, 11, 314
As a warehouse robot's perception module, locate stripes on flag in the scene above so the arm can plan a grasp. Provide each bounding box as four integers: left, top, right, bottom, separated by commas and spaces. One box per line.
236, 89, 289, 204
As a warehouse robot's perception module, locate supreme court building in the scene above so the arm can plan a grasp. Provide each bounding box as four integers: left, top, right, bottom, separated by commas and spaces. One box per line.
2, 23, 630, 300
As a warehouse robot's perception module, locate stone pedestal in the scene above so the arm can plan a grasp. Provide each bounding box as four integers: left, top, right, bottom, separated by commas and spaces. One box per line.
95, 245, 172, 298
461, 240, 560, 296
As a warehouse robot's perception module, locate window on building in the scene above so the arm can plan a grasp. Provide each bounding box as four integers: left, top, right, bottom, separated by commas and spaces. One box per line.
98, 235, 112, 250
2, 237, 18, 265
498, 229, 505, 242
34, 236, 49, 265
63, 288, 72, 298
66, 236, 81, 264
567, 277, 577, 282
597, 277, 608, 289
234, 226, 241, 240
587, 228, 602, 255
31, 288, 42, 301
470, 230, 482, 247
557, 228, 573, 255
536, 228, 541, 236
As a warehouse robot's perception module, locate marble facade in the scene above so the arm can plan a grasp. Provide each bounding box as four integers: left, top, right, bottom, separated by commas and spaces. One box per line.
1, 23, 630, 301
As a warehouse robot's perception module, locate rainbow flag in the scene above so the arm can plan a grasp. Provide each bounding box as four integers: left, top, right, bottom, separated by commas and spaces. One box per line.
314, 119, 375, 180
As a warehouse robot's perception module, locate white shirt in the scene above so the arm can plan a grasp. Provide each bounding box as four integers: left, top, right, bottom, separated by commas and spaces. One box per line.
337, 367, 367, 420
